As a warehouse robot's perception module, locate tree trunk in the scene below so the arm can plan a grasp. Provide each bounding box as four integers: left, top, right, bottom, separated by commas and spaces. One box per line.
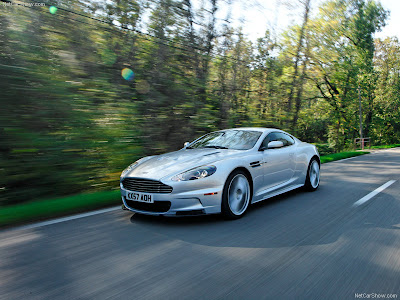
287, 0, 311, 114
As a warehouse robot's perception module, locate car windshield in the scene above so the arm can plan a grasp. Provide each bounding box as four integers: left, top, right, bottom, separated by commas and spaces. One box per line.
188, 130, 262, 150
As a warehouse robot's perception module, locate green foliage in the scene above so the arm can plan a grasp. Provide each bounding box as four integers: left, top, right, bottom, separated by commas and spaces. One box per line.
373, 37, 400, 144
0, 2, 144, 205
314, 144, 336, 156
370, 144, 400, 149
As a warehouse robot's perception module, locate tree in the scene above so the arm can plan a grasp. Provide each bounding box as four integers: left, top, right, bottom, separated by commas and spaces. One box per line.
373, 37, 400, 143
306, 0, 387, 150
286, 0, 311, 130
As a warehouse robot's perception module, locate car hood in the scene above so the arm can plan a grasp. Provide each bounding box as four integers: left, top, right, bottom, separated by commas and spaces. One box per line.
124, 148, 243, 180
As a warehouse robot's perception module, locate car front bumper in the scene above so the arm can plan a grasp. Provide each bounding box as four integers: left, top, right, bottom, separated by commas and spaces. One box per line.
120, 186, 223, 216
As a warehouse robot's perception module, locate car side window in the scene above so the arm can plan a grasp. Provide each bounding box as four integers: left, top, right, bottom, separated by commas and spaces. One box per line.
261, 132, 294, 149
261, 132, 277, 149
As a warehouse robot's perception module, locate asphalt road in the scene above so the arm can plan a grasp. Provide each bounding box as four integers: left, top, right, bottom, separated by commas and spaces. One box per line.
1, 148, 400, 300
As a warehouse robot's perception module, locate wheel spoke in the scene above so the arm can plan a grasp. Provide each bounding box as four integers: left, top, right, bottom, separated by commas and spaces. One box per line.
234, 197, 242, 212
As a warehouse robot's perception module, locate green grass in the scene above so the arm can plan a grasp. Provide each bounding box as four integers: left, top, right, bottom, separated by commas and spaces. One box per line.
320, 151, 369, 164
370, 143, 400, 149
0, 190, 121, 228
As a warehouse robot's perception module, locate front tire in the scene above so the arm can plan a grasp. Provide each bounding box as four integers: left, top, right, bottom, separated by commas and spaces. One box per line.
221, 170, 251, 219
305, 158, 320, 191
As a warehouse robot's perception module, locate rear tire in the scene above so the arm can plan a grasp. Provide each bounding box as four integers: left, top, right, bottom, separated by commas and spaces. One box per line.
221, 170, 251, 219
304, 158, 320, 191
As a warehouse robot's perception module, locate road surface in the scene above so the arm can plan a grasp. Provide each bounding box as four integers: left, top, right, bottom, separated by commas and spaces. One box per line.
1, 148, 400, 299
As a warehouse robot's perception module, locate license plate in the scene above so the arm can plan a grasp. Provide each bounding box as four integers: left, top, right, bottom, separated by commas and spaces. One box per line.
126, 192, 153, 203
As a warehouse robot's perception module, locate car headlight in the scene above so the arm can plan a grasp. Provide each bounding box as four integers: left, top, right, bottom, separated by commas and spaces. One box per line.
121, 162, 139, 178
171, 165, 216, 181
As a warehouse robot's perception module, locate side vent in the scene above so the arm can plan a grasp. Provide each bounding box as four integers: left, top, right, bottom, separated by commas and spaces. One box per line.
250, 161, 261, 168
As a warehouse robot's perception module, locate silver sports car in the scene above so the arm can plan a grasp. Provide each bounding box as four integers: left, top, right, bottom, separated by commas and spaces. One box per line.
120, 128, 320, 219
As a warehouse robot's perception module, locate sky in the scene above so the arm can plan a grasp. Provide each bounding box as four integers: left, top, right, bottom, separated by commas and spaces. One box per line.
375, 0, 400, 39
219, 0, 400, 42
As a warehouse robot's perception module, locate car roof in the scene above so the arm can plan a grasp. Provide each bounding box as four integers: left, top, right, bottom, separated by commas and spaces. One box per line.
221, 127, 280, 133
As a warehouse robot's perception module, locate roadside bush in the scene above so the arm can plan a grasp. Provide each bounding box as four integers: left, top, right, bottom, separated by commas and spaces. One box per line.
315, 143, 335, 156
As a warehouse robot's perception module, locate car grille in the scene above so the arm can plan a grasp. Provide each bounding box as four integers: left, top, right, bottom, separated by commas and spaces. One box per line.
125, 200, 171, 213
121, 178, 173, 193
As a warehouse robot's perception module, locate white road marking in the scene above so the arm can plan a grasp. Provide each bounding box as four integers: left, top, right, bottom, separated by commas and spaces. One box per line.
353, 180, 396, 207
4, 206, 121, 232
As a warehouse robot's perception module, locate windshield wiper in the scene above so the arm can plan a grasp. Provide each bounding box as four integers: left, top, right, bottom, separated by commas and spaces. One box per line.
204, 145, 229, 149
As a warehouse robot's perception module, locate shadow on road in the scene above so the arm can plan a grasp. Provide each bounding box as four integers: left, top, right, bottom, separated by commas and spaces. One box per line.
128, 177, 400, 250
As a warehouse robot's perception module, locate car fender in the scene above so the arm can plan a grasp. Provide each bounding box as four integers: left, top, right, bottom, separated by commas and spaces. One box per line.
294, 142, 320, 181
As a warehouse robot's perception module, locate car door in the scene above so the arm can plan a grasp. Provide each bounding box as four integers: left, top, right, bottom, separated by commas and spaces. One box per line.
260, 132, 296, 191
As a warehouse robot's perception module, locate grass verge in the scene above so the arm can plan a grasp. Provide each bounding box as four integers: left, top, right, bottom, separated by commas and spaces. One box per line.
370, 143, 400, 149
0, 190, 121, 228
0, 149, 379, 228
320, 151, 369, 164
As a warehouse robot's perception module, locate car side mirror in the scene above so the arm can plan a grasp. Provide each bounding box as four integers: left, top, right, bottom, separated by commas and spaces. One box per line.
183, 142, 190, 148
267, 141, 284, 149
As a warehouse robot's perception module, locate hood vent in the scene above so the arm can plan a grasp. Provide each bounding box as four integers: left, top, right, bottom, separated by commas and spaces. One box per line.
203, 152, 220, 157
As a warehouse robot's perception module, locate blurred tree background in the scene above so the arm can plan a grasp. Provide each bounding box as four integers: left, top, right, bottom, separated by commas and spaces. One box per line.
0, 0, 399, 206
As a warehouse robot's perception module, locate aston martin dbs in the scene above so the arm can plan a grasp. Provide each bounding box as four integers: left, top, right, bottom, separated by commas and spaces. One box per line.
120, 128, 320, 219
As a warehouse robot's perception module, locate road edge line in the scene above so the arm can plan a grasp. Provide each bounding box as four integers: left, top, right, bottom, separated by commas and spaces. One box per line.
2, 206, 121, 232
